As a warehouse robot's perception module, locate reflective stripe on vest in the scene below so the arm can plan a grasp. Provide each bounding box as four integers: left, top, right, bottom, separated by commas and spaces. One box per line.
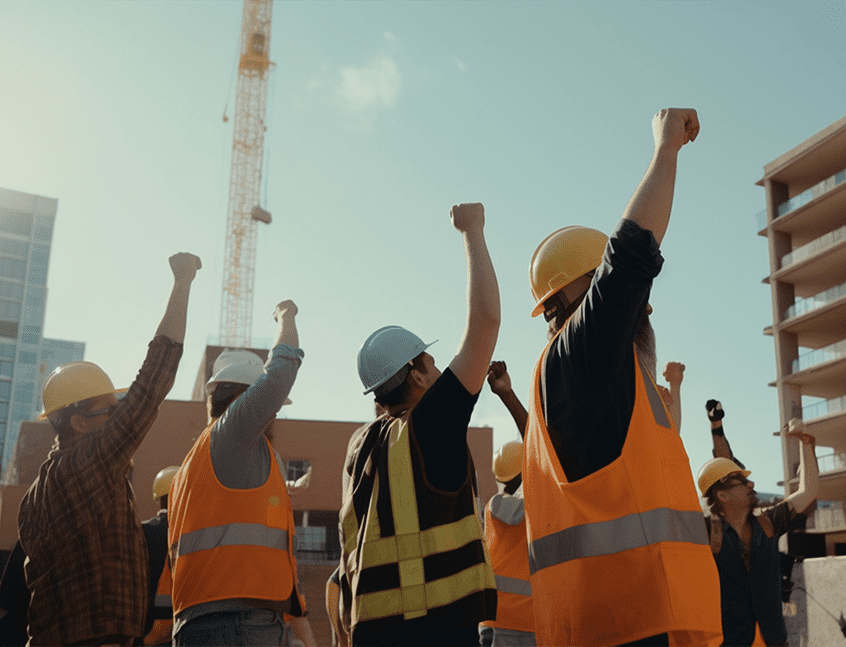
176, 523, 289, 557
529, 507, 708, 574
343, 417, 496, 626
524, 343, 722, 647
495, 574, 532, 598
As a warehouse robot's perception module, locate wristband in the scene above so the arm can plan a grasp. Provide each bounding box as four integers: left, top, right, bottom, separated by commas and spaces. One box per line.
710, 423, 724, 437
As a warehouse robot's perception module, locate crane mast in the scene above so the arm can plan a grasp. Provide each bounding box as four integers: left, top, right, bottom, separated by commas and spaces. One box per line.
220, 0, 274, 347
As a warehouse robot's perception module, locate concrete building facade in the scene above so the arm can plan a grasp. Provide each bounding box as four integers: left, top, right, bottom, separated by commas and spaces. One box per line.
757, 116, 846, 555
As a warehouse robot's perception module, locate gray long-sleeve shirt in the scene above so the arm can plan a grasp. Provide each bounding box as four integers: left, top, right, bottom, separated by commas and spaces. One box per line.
209, 343, 303, 489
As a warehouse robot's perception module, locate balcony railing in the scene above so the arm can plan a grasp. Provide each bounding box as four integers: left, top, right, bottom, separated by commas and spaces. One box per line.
757, 168, 846, 231
817, 451, 846, 475
802, 394, 846, 420
781, 222, 846, 267
785, 279, 846, 320
792, 339, 846, 372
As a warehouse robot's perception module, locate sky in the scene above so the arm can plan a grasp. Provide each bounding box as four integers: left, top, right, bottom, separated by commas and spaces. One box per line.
1, 1, 844, 495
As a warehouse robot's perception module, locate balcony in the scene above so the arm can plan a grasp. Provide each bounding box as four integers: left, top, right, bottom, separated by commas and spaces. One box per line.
818, 451, 846, 475
785, 280, 846, 320
782, 223, 846, 267
803, 395, 846, 421
757, 168, 846, 231
793, 339, 846, 373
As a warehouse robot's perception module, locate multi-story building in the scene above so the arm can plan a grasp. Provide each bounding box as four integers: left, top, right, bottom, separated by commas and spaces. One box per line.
0, 188, 59, 476
757, 116, 846, 555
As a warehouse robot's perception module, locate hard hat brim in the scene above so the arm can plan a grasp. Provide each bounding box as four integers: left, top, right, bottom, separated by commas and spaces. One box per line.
39, 386, 128, 420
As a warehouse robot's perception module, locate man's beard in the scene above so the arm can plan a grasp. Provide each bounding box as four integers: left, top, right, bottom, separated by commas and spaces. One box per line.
635, 313, 656, 382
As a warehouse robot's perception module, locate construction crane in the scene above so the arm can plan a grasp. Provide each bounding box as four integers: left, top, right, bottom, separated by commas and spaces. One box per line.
219, 0, 275, 347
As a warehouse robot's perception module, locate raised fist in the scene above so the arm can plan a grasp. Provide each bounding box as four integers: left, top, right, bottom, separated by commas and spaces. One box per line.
450, 202, 485, 233
663, 362, 685, 386
786, 418, 816, 446
705, 399, 724, 422
169, 252, 202, 282
652, 108, 700, 153
273, 299, 298, 322
487, 360, 511, 396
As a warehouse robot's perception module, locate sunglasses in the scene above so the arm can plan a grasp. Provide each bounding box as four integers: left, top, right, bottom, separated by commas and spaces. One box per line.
79, 404, 118, 419
720, 472, 751, 488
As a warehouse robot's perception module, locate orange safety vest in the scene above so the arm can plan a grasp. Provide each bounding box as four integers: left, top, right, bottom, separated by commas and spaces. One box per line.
143, 553, 173, 646
481, 489, 535, 634
168, 425, 297, 615
524, 342, 723, 647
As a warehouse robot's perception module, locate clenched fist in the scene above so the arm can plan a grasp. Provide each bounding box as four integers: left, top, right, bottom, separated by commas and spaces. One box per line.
169, 252, 202, 283
273, 299, 298, 322
450, 202, 485, 233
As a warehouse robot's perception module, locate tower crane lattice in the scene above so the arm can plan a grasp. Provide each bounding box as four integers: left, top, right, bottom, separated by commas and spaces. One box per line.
220, 0, 274, 348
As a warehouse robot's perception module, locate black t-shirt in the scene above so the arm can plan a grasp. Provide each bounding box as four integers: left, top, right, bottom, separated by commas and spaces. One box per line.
543, 219, 664, 482
411, 367, 479, 492
707, 502, 799, 646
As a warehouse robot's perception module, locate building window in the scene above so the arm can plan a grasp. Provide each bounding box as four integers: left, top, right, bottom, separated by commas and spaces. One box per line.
0, 281, 24, 301
0, 258, 26, 282
296, 526, 327, 553
21, 325, 40, 345
13, 382, 34, 404
287, 459, 311, 481
0, 211, 33, 238
0, 344, 14, 359
0, 238, 29, 258
0, 360, 13, 378
0, 301, 21, 321
17, 350, 36, 365
0, 381, 11, 401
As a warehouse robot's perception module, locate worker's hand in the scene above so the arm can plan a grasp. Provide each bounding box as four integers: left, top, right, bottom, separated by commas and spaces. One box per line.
662, 361, 685, 386
487, 360, 512, 396
657, 385, 674, 409
273, 299, 298, 322
706, 399, 724, 422
450, 203, 485, 233
652, 108, 700, 154
786, 418, 816, 447
169, 252, 202, 283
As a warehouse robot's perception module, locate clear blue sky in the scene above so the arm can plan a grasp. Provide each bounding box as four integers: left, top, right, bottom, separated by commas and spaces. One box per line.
1, 1, 843, 494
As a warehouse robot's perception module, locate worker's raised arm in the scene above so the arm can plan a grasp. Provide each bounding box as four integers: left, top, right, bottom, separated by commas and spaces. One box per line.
155, 252, 201, 344
487, 361, 528, 438
706, 399, 745, 467
447, 203, 501, 394
272, 299, 300, 350
621, 108, 700, 246
662, 361, 685, 434
783, 419, 819, 515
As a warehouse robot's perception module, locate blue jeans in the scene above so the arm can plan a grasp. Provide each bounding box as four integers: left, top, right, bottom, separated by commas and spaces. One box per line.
174, 609, 288, 647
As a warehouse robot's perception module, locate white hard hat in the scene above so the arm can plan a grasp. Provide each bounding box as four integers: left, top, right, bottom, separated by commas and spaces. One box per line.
357, 326, 437, 395
206, 349, 265, 393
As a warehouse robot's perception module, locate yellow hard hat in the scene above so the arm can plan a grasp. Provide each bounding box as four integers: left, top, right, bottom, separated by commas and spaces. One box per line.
152, 466, 180, 500
41, 361, 120, 417
493, 441, 523, 483
696, 458, 751, 496
529, 226, 608, 317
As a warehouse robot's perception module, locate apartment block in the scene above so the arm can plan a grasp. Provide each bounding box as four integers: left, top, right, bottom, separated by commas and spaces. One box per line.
757, 116, 846, 555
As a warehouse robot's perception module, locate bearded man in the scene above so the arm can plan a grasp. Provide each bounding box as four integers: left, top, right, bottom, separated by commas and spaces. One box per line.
523, 108, 723, 647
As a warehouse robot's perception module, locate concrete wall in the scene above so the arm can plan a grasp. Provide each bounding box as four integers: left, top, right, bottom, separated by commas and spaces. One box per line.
785, 556, 846, 646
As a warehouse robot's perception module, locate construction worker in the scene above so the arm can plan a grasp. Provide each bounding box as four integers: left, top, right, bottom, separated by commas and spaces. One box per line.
340, 202, 500, 647
137, 466, 179, 646
17, 252, 201, 647
480, 361, 534, 647
169, 300, 315, 647
523, 108, 723, 647
698, 402, 819, 647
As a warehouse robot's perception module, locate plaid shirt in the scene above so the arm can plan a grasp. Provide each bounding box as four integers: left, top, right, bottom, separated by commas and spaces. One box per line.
18, 336, 183, 646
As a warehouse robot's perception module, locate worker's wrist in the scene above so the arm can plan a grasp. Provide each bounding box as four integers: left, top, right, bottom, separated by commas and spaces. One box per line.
710, 422, 724, 437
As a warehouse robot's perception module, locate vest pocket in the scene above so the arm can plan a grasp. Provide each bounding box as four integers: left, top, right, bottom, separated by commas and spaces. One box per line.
662, 458, 698, 510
